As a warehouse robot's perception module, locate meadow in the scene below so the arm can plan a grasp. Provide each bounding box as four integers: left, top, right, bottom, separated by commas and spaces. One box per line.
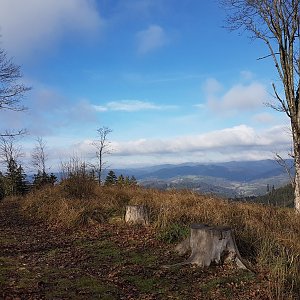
3, 174, 296, 299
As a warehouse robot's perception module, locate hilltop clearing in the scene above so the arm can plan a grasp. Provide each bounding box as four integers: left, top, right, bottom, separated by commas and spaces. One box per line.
1, 182, 299, 299
0, 198, 269, 299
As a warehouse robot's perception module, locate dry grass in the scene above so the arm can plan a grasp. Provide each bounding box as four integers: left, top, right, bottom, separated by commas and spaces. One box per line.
21, 182, 300, 299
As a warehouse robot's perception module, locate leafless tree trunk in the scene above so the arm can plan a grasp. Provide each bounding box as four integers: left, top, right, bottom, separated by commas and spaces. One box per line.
222, 0, 300, 212
0, 134, 23, 166
274, 150, 295, 187
0, 48, 30, 136
91, 126, 113, 185
31, 137, 48, 174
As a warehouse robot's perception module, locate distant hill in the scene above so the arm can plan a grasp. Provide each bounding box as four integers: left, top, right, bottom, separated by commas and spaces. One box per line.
115, 159, 293, 198
132, 159, 292, 182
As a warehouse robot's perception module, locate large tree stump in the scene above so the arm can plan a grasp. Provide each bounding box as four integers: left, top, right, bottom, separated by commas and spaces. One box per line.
125, 205, 149, 225
174, 224, 249, 270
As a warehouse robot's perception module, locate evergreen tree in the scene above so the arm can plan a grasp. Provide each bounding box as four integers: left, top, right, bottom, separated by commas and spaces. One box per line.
130, 175, 137, 186
124, 176, 130, 185
4, 158, 28, 196
32, 171, 57, 189
117, 174, 125, 185
105, 170, 117, 185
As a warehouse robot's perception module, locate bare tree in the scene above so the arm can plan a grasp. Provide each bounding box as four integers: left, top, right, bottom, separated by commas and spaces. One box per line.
0, 47, 30, 136
31, 137, 48, 174
222, 0, 300, 211
91, 126, 113, 185
0, 134, 23, 166
274, 151, 295, 186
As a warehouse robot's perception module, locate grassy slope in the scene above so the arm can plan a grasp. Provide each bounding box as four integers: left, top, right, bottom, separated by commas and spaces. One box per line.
1, 180, 300, 299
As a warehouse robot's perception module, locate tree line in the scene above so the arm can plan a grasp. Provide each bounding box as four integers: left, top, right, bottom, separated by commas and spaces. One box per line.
104, 170, 137, 186
0, 132, 137, 201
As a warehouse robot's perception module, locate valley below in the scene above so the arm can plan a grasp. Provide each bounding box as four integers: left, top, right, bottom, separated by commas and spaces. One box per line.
117, 159, 292, 198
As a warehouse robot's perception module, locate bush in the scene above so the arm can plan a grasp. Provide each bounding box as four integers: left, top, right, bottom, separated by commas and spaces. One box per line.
60, 176, 96, 200
60, 157, 97, 200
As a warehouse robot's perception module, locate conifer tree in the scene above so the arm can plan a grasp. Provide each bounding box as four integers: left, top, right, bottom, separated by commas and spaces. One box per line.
130, 175, 137, 186
4, 158, 27, 196
105, 170, 117, 185
117, 174, 125, 185
32, 171, 57, 189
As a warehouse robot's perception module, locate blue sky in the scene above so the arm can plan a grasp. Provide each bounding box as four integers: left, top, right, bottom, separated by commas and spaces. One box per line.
0, 0, 291, 170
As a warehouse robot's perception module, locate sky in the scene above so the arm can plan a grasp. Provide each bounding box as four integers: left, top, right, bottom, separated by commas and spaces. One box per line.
0, 0, 291, 171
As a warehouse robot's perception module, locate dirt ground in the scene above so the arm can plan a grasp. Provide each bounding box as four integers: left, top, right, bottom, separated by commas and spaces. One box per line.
0, 199, 270, 299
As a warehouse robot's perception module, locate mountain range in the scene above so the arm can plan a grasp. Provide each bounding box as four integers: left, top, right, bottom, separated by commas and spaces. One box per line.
115, 159, 293, 198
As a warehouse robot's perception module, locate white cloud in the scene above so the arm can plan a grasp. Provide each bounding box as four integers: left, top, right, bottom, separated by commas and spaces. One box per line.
107, 100, 160, 111
136, 25, 168, 54
44, 124, 292, 169
93, 105, 108, 112
110, 124, 290, 156
206, 81, 269, 113
253, 112, 276, 124
93, 100, 175, 112
203, 78, 223, 95
0, 0, 103, 58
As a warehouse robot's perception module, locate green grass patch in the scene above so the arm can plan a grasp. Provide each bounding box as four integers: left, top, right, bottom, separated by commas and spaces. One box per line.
79, 240, 124, 264
200, 270, 256, 295
127, 251, 158, 266
88, 241, 122, 261
37, 268, 117, 299
157, 223, 189, 244
124, 275, 158, 293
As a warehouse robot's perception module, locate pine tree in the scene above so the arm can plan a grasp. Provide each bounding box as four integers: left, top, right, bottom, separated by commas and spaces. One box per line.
4, 158, 28, 196
32, 171, 57, 189
117, 174, 125, 185
124, 176, 130, 185
105, 170, 117, 185
130, 175, 137, 186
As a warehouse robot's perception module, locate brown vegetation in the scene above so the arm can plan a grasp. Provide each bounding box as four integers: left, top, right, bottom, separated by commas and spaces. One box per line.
0, 198, 268, 299
19, 178, 300, 299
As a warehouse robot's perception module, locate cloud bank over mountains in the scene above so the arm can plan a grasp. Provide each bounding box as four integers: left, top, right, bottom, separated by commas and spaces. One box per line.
112, 125, 290, 155
67, 124, 291, 167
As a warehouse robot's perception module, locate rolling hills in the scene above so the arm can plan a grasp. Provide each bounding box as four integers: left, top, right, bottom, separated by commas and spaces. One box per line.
116, 159, 293, 197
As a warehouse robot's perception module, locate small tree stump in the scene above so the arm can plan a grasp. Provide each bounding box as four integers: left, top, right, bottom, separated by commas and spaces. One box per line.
125, 205, 149, 225
174, 224, 249, 270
